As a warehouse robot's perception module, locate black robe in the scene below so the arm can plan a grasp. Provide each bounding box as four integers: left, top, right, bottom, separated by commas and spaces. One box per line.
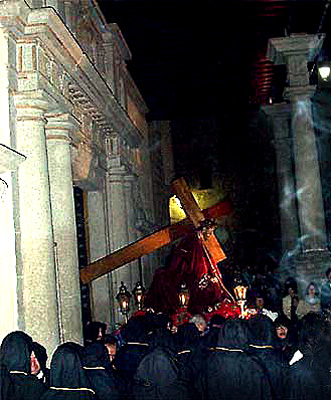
133, 328, 189, 400
174, 323, 201, 396
40, 342, 96, 400
195, 319, 273, 400
287, 355, 331, 400
246, 315, 288, 400
82, 342, 126, 400
0, 331, 47, 400
113, 315, 151, 388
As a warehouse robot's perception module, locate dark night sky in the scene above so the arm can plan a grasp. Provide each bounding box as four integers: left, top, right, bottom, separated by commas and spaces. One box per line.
97, 0, 328, 120
96, 0, 331, 265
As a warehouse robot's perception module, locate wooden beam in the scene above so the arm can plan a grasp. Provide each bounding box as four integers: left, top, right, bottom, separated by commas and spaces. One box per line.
80, 199, 232, 284
171, 177, 227, 264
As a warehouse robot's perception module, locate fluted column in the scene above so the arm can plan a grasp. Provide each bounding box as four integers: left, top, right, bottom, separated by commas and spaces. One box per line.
14, 93, 60, 355
263, 103, 300, 263
45, 112, 83, 344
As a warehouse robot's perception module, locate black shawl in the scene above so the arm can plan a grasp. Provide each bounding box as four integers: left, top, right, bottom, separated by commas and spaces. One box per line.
82, 342, 126, 400
40, 342, 95, 400
196, 319, 273, 400
0, 331, 47, 400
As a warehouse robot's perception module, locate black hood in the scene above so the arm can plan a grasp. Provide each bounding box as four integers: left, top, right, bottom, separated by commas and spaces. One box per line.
0, 331, 33, 373
49, 343, 91, 389
82, 342, 110, 369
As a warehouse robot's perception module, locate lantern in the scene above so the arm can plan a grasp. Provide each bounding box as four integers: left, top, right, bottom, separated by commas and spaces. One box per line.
233, 284, 248, 318
178, 282, 190, 308
116, 281, 131, 322
133, 281, 145, 311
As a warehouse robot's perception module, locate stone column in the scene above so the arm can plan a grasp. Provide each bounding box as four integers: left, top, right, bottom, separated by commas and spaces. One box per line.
123, 175, 140, 285
14, 93, 60, 355
87, 189, 112, 328
0, 146, 25, 342
263, 103, 300, 268
107, 166, 131, 324
267, 34, 330, 287
45, 112, 83, 344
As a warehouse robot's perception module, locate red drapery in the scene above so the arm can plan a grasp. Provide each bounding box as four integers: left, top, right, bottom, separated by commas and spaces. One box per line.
144, 233, 235, 316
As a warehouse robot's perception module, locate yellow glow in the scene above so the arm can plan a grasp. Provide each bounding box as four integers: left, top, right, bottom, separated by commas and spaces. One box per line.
169, 187, 226, 224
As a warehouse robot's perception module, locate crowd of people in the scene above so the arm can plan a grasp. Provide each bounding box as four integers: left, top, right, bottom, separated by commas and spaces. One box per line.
1, 266, 331, 400
1, 303, 331, 400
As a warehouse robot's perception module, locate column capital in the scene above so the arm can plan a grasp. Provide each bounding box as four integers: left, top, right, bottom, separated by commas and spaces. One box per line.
267, 34, 324, 87
45, 112, 80, 143
267, 34, 324, 66
284, 85, 316, 102
14, 90, 50, 121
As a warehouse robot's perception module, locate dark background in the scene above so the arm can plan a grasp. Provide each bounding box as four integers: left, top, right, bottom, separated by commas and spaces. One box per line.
97, 0, 331, 269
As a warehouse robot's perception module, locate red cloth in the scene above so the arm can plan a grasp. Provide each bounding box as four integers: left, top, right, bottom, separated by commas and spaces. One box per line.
144, 233, 231, 315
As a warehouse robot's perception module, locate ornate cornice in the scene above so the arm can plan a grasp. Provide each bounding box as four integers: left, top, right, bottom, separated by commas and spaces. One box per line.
20, 7, 143, 146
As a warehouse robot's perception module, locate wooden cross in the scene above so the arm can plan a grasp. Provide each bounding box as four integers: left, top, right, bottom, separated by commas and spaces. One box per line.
80, 177, 231, 285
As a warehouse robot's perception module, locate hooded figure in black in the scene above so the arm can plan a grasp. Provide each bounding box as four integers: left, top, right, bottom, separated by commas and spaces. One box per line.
40, 342, 96, 400
133, 319, 189, 400
247, 314, 288, 400
196, 318, 273, 400
175, 322, 201, 394
32, 341, 50, 386
82, 341, 126, 400
0, 330, 47, 400
113, 315, 151, 388
287, 312, 331, 400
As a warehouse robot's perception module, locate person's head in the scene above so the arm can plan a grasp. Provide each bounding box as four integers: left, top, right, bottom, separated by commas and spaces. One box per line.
299, 312, 330, 359
247, 314, 275, 346
103, 335, 117, 363
189, 314, 207, 335
255, 294, 265, 310
49, 342, 89, 389
31, 342, 47, 373
306, 282, 319, 297
30, 351, 40, 375
274, 315, 290, 340
85, 321, 107, 344
0, 331, 33, 373
284, 277, 298, 297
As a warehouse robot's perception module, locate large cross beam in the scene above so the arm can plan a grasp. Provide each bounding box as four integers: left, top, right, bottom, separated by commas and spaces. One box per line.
171, 177, 227, 264
80, 178, 231, 284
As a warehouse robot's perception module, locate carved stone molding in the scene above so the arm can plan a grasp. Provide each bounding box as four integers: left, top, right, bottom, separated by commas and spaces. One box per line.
0, 144, 26, 174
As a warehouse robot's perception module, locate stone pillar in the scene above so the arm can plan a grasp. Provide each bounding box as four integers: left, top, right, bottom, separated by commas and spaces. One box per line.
0, 146, 25, 342
45, 112, 83, 344
263, 103, 300, 271
267, 34, 330, 288
123, 175, 140, 285
107, 166, 131, 324
14, 93, 60, 355
87, 189, 113, 328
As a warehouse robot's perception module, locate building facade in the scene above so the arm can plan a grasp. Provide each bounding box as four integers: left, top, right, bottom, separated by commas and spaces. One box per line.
0, 0, 162, 358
